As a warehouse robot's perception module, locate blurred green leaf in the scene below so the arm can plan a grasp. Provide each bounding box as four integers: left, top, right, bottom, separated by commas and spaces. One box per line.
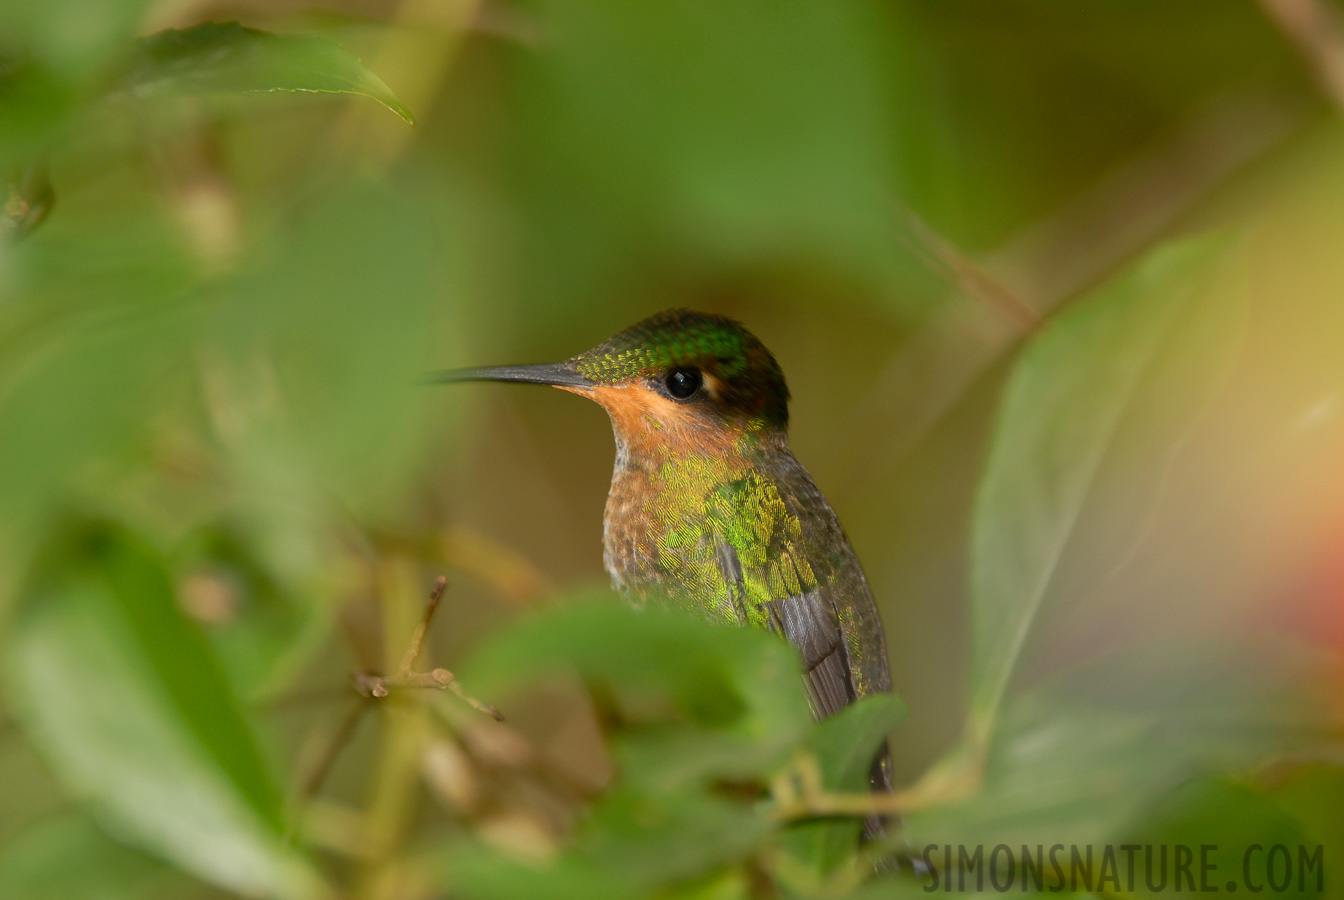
0, 814, 167, 900
1270, 763, 1344, 897
0, 0, 155, 76
583, 789, 771, 889
174, 521, 333, 699
1041, 638, 1344, 769
781, 694, 906, 875
911, 695, 1165, 852
3, 519, 323, 899
841, 871, 950, 900
808, 694, 907, 793
440, 844, 631, 900
451, 602, 828, 897
659, 869, 753, 900
0, 191, 202, 564
910, 638, 1343, 851
513, 0, 918, 320
891, 2, 1304, 249
613, 723, 791, 794
2, 163, 54, 239
968, 234, 1244, 737
609, 654, 890, 795
0, 59, 82, 176
215, 175, 449, 521
443, 762, 774, 899
118, 23, 413, 124
462, 600, 812, 741
1123, 778, 1320, 899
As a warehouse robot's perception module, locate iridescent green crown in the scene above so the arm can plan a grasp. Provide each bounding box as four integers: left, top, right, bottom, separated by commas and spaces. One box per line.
572, 309, 791, 427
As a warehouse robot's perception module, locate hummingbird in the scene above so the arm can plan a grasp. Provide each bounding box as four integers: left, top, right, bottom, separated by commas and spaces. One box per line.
441, 308, 894, 835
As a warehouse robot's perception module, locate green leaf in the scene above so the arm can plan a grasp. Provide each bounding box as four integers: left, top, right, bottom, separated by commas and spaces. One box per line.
442, 789, 772, 899
216, 175, 450, 522
808, 694, 907, 793
909, 637, 1343, 852
0, 814, 167, 900
0, 0, 155, 75
0, 206, 198, 540
781, 694, 907, 874
1270, 763, 1344, 897
439, 844, 631, 900
118, 22, 413, 124
513, 0, 919, 322
3, 519, 323, 899
448, 602, 817, 897
582, 789, 772, 888
841, 871, 953, 900
968, 234, 1245, 738
1123, 778, 1321, 900
613, 725, 794, 793
174, 521, 333, 700
462, 600, 812, 743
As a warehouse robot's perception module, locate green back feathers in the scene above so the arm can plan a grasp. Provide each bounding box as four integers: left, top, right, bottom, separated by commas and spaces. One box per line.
572, 309, 792, 428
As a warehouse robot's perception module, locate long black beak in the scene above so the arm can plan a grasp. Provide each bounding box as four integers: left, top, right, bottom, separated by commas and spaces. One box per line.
424, 362, 593, 390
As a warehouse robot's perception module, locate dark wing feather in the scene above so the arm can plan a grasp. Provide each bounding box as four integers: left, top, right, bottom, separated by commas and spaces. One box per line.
715, 541, 892, 843
710, 456, 898, 851
766, 583, 855, 720
713, 542, 857, 721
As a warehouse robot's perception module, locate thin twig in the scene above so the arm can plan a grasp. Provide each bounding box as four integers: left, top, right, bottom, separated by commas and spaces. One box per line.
835, 86, 1310, 503
770, 754, 908, 822
301, 700, 369, 800
899, 212, 1040, 334
446, 677, 504, 721
397, 575, 447, 678
288, 699, 370, 842
1259, 0, 1344, 112
352, 576, 504, 720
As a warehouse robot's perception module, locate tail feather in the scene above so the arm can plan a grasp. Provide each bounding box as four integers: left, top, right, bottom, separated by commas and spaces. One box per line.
861, 739, 929, 876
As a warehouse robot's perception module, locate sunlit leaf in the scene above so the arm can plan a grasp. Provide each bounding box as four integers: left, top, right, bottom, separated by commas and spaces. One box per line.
968, 234, 1244, 736
4, 519, 323, 899
118, 22, 413, 124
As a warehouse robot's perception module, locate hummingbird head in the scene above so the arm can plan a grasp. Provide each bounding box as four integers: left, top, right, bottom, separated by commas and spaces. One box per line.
437, 309, 791, 452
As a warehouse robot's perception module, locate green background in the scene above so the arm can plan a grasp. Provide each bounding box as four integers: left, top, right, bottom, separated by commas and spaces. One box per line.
1, 1, 1342, 897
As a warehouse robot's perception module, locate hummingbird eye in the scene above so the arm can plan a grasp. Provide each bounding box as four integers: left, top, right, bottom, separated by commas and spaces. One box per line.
665, 367, 703, 400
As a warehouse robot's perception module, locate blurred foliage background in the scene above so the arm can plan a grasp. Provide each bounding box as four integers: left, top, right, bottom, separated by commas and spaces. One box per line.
2, 0, 1344, 898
